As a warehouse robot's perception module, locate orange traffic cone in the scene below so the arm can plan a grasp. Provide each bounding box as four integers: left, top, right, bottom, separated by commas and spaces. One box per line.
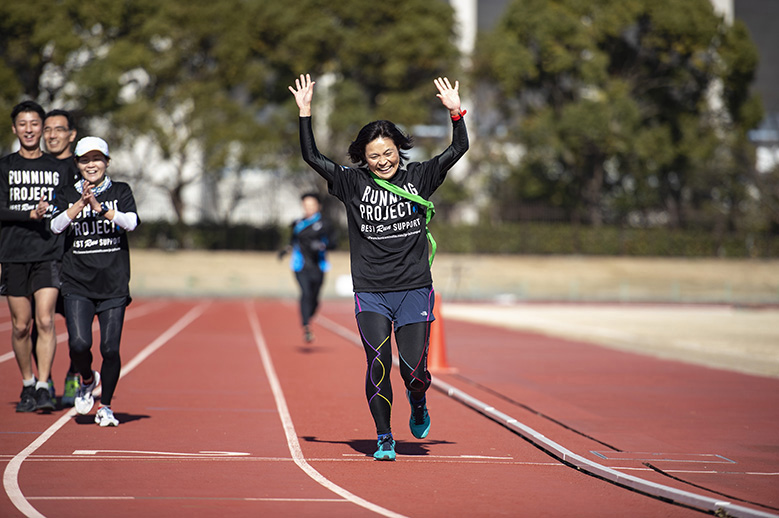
428, 292, 455, 373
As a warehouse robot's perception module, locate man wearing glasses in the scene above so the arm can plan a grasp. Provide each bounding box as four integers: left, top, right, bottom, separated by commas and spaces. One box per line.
40, 109, 81, 405
43, 110, 79, 184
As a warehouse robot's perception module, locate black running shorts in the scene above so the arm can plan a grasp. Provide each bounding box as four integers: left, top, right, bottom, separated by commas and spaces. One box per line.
0, 261, 61, 297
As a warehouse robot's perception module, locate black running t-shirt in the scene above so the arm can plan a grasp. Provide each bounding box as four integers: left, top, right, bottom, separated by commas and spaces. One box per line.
299, 116, 468, 292
53, 181, 138, 299
0, 152, 68, 262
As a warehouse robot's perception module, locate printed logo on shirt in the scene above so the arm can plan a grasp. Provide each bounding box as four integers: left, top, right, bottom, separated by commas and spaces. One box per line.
358, 182, 423, 240
68, 199, 122, 254
6, 169, 61, 212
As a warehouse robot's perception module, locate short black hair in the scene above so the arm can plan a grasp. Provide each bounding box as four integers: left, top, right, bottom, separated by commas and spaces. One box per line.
11, 100, 45, 123
347, 120, 413, 166
301, 192, 320, 203
44, 109, 75, 130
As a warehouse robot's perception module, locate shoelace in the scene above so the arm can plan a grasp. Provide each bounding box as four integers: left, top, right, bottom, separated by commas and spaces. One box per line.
413, 403, 427, 424
379, 435, 394, 450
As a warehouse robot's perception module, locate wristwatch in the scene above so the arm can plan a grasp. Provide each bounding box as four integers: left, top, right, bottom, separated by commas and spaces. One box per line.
97, 203, 109, 217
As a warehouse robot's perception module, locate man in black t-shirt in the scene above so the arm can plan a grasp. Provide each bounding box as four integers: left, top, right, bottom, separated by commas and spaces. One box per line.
0, 101, 68, 413
42, 109, 80, 405
44, 109, 79, 185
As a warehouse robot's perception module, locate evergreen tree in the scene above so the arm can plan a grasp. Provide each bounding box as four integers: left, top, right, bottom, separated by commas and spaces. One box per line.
473, 0, 763, 238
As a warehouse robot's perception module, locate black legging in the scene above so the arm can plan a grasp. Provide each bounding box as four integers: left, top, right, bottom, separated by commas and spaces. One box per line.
356, 311, 432, 436
64, 297, 125, 406
295, 268, 324, 327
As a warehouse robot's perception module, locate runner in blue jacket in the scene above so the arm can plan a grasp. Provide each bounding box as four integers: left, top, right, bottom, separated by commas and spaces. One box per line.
281, 192, 332, 343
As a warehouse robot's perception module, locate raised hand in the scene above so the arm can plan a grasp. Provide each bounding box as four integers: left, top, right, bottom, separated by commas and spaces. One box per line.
434, 77, 462, 116
289, 74, 315, 116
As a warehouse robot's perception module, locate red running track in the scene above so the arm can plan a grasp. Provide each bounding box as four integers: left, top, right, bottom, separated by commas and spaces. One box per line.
0, 298, 777, 517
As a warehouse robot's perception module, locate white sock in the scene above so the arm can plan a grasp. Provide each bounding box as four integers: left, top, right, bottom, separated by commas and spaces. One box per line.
36, 380, 49, 390
23, 378, 36, 388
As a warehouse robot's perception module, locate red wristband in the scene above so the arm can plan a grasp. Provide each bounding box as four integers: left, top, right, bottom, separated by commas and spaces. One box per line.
451, 109, 467, 121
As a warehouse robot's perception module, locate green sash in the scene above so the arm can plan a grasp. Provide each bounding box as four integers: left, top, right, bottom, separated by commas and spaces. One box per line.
369, 172, 437, 266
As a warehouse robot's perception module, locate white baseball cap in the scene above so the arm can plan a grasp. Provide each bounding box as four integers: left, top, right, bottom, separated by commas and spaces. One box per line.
74, 136, 110, 157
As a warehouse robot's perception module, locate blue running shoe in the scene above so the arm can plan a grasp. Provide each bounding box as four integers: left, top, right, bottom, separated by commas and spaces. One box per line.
373, 434, 396, 461
407, 390, 430, 439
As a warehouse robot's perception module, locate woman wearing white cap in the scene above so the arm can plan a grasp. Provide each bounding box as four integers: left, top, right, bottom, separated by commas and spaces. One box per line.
50, 136, 139, 427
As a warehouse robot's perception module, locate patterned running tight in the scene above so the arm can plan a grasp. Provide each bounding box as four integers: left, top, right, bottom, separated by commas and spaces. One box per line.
356, 311, 431, 436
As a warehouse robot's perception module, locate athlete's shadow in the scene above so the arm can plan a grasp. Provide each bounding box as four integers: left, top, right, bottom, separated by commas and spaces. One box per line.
5, 401, 67, 414
296, 344, 334, 354
301, 435, 454, 457
73, 412, 151, 425
296, 345, 322, 354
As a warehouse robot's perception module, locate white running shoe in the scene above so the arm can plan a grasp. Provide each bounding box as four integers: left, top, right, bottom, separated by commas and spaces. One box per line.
74, 371, 100, 415
95, 406, 119, 427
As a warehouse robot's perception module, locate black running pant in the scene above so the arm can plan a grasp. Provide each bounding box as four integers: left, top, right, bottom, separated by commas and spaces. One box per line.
64, 297, 125, 406
356, 311, 431, 436
295, 268, 324, 327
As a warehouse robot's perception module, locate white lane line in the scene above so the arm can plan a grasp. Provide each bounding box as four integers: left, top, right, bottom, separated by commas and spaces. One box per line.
72, 450, 249, 457
27, 496, 346, 503
591, 451, 736, 463
317, 315, 779, 518
245, 302, 407, 518
28, 497, 134, 501
9, 455, 779, 474
339, 453, 514, 460
0, 300, 169, 364
3, 302, 208, 518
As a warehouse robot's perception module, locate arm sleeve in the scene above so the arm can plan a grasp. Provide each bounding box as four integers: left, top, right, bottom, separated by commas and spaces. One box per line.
111, 210, 138, 231
299, 117, 340, 184
435, 117, 469, 172
50, 211, 72, 234
416, 117, 470, 195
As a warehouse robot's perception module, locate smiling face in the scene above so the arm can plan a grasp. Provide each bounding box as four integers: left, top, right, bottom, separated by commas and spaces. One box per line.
76, 150, 109, 186
365, 137, 400, 180
43, 115, 76, 158
12, 111, 43, 155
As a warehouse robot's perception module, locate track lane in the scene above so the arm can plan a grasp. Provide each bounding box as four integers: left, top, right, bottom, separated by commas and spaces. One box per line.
2, 298, 775, 517
3, 299, 400, 518
2, 301, 208, 517
428, 304, 779, 516
260, 300, 705, 517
